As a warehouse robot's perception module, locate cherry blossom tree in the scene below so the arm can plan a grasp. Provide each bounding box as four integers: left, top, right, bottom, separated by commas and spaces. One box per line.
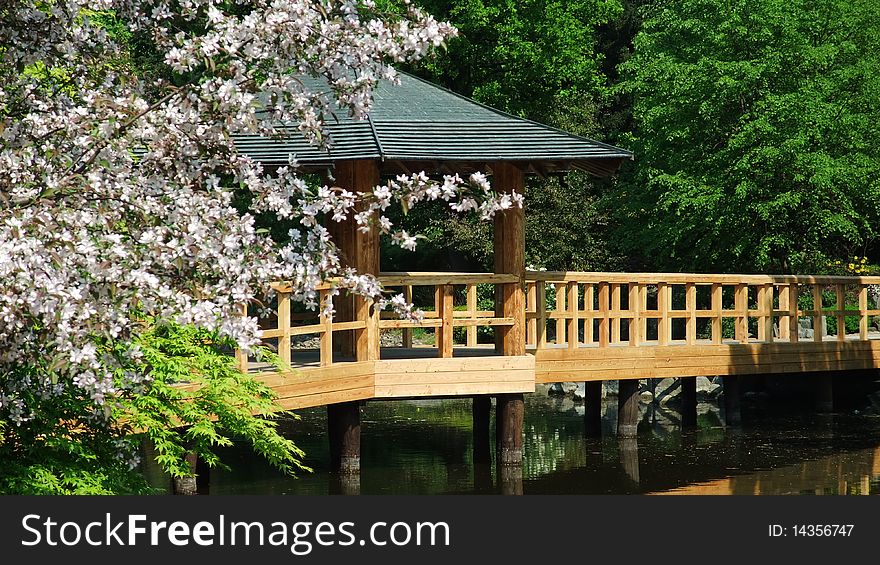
0, 0, 522, 425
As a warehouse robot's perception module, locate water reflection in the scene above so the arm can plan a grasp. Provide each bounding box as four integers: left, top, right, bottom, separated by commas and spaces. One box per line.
141, 392, 880, 495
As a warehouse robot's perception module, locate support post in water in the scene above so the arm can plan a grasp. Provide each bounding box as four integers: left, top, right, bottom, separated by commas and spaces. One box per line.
680, 376, 697, 429
815, 373, 834, 413
328, 401, 361, 474
585, 380, 602, 437
473, 395, 491, 464
617, 378, 640, 438
722, 376, 741, 425
496, 393, 524, 465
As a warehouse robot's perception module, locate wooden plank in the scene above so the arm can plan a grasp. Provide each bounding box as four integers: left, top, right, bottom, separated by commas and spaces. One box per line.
836, 284, 846, 342
379, 272, 519, 285
374, 355, 534, 374
275, 387, 374, 411
379, 319, 442, 329
860, 285, 869, 341
375, 381, 534, 398
375, 370, 535, 386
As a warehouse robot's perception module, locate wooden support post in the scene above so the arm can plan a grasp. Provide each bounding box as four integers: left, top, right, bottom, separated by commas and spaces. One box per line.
680, 377, 697, 429
402, 285, 413, 348
722, 376, 741, 426
779, 284, 791, 341
467, 284, 479, 347
813, 285, 824, 342
333, 160, 381, 360
472, 396, 491, 464
497, 461, 523, 496
437, 284, 454, 358
685, 282, 696, 345
585, 380, 602, 437
759, 283, 774, 342
235, 303, 250, 372
860, 285, 869, 341
619, 438, 640, 486
836, 284, 846, 342
789, 283, 800, 343
328, 402, 361, 474
629, 283, 640, 346
658, 282, 670, 345
617, 378, 640, 438
815, 373, 834, 413
568, 281, 579, 349
496, 393, 524, 464
711, 283, 722, 344
611, 283, 621, 344
492, 162, 526, 467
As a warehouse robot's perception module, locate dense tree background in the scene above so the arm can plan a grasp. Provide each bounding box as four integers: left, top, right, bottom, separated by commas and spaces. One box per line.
384, 0, 880, 275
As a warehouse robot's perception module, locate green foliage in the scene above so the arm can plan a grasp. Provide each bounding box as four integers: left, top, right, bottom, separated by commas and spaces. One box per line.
613, 0, 880, 273
0, 324, 306, 494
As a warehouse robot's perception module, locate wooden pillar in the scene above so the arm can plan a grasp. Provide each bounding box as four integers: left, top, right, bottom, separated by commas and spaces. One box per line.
680, 376, 697, 429
472, 396, 491, 464
722, 376, 741, 426
584, 380, 602, 437
617, 378, 640, 438
815, 373, 834, 413
497, 460, 523, 495
492, 162, 526, 466
619, 437, 640, 487
328, 402, 361, 474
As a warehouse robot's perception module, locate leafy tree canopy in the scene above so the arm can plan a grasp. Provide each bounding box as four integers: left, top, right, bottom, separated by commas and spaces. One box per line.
614, 0, 880, 273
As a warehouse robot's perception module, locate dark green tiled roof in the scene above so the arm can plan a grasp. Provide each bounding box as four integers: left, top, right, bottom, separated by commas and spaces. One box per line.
235, 73, 632, 177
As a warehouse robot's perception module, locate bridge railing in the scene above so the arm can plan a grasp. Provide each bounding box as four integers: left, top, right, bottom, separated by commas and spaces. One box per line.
377, 272, 518, 357
525, 272, 880, 350
235, 273, 519, 370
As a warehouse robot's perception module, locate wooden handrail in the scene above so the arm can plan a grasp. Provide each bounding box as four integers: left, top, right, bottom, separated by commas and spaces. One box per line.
526, 271, 880, 285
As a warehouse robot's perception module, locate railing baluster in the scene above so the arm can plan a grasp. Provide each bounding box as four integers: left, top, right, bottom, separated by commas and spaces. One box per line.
467, 284, 478, 347
611, 283, 621, 344
641, 283, 649, 343
859, 284, 869, 341
735, 283, 748, 343
711, 283, 722, 344
319, 288, 333, 366
526, 282, 536, 346
685, 282, 696, 345
836, 284, 846, 342
629, 283, 640, 346
236, 302, 249, 373
658, 282, 670, 345
555, 284, 565, 345
812, 285, 824, 342
598, 282, 610, 347
437, 284, 454, 358
402, 285, 413, 348
278, 291, 292, 365
584, 284, 594, 345
567, 282, 579, 350
536, 281, 547, 349
763, 283, 774, 343
789, 283, 800, 343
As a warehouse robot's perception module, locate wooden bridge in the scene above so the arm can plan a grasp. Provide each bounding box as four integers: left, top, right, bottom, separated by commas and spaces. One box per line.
235, 267, 880, 473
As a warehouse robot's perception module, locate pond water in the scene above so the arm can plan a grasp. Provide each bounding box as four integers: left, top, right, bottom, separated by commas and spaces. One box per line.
142, 386, 880, 495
